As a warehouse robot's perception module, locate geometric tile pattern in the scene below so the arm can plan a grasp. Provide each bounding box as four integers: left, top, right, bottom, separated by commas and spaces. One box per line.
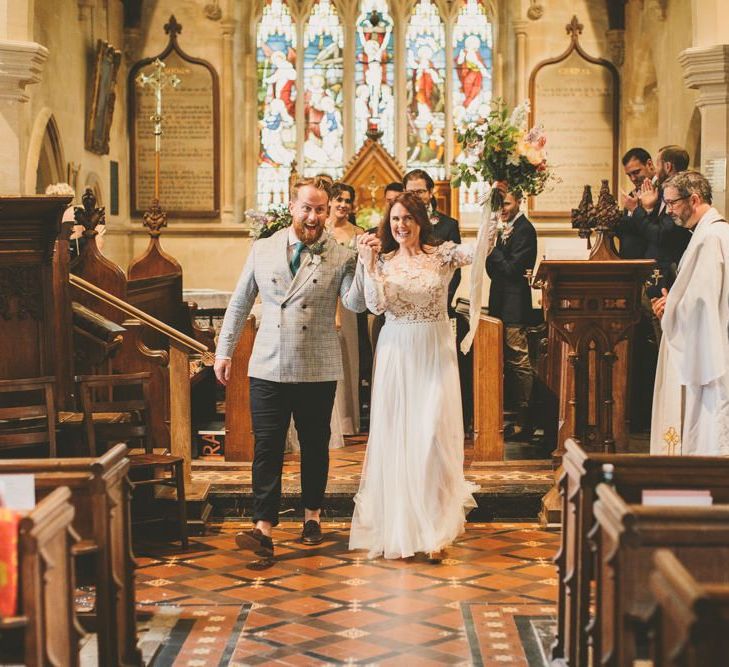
192, 440, 554, 496
134, 521, 559, 665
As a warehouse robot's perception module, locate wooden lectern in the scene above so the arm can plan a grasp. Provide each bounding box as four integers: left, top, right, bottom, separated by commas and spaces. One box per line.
534, 182, 655, 520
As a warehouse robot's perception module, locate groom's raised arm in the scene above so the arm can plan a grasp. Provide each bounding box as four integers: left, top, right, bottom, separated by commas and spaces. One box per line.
216, 244, 259, 360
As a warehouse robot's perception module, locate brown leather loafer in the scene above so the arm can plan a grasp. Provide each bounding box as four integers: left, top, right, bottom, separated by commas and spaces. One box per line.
235, 529, 274, 558
301, 520, 323, 545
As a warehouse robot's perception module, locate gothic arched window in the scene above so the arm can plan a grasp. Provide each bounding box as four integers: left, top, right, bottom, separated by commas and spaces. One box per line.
303, 0, 345, 178
453, 0, 494, 212
256, 0, 297, 209
406, 0, 446, 179
253, 0, 495, 218
355, 0, 395, 154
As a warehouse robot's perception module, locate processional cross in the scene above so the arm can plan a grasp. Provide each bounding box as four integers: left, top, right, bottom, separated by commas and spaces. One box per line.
136, 58, 180, 230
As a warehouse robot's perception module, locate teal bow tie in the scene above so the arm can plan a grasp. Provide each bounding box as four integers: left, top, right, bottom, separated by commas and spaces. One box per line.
290, 241, 305, 275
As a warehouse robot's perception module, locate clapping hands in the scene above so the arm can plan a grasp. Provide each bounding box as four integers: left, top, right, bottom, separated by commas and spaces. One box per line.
358, 233, 381, 272
639, 178, 660, 212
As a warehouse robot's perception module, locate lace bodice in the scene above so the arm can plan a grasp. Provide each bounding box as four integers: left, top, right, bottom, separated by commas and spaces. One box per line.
364, 241, 474, 322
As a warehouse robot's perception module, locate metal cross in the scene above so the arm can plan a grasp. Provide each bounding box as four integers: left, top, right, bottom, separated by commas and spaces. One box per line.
136, 58, 180, 200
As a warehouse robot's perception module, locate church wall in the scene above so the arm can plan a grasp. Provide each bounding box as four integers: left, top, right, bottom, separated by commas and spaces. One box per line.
621, 0, 697, 169
22, 0, 129, 219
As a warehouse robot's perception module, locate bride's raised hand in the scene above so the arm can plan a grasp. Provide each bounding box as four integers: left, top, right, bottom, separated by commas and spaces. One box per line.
357, 233, 377, 272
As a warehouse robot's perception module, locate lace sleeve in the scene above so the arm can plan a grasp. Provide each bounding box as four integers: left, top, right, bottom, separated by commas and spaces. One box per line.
438, 240, 475, 269
363, 260, 387, 315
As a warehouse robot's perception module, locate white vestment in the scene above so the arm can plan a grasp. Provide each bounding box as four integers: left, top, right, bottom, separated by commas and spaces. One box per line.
650, 206, 729, 455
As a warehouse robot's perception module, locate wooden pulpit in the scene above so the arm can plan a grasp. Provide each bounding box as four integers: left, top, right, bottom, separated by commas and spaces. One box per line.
535, 255, 654, 458
0, 196, 72, 405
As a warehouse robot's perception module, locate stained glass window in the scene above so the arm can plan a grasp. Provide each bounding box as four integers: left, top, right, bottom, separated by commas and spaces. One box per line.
256, 0, 297, 209
303, 0, 345, 179
406, 0, 446, 180
354, 0, 395, 154
453, 0, 493, 212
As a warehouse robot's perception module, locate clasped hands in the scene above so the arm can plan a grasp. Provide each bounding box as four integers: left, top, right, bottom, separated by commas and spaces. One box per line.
357, 233, 382, 272
621, 178, 660, 213
651, 287, 669, 320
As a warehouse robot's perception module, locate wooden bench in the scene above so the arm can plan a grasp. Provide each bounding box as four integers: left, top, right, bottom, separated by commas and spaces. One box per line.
649, 549, 729, 666
553, 438, 729, 666
0, 444, 142, 666
0, 487, 80, 666
593, 484, 729, 666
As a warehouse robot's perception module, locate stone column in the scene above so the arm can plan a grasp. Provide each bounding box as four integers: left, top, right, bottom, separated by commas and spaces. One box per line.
514, 20, 528, 103
0, 39, 48, 194
221, 18, 236, 222
679, 44, 729, 215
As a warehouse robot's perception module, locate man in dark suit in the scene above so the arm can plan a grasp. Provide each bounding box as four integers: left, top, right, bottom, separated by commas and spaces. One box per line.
486, 190, 537, 440
615, 147, 654, 259
403, 169, 461, 316
637, 145, 692, 304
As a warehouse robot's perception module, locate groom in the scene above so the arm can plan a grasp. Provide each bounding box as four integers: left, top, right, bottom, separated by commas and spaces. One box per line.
214, 176, 372, 561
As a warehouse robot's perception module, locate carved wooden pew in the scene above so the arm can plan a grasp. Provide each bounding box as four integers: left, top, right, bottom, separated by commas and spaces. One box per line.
593, 484, 729, 666
224, 315, 256, 461
0, 487, 80, 667
0, 445, 142, 666
553, 438, 729, 666
472, 313, 504, 461
649, 549, 729, 666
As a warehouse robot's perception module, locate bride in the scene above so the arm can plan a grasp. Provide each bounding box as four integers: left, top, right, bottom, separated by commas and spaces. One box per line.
349, 191, 478, 560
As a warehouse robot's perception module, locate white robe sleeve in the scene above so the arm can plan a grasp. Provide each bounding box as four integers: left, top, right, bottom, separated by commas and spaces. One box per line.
662, 234, 727, 387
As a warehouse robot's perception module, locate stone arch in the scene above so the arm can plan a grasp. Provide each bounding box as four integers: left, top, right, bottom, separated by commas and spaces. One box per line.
24, 109, 66, 195
685, 106, 702, 168
84, 171, 105, 207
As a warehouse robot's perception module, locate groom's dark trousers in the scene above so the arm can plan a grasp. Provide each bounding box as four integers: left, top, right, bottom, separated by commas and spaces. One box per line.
250, 377, 337, 526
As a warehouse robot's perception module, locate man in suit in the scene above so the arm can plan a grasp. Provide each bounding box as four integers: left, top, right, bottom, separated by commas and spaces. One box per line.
637, 145, 692, 304
403, 169, 461, 316
486, 190, 537, 440
214, 177, 371, 563
615, 147, 654, 259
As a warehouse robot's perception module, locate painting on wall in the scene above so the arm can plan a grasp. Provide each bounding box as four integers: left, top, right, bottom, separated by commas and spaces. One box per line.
85, 39, 122, 155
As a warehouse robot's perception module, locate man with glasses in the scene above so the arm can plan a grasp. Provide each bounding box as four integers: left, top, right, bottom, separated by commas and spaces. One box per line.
650, 170, 729, 456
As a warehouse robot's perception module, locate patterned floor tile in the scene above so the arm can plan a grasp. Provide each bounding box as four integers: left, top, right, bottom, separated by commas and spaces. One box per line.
132, 521, 559, 665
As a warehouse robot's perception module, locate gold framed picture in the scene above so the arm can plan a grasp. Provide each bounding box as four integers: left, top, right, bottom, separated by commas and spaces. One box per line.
85, 40, 122, 155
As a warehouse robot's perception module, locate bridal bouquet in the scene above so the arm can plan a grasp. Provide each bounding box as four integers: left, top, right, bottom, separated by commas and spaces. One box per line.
452, 99, 551, 199
245, 203, 292, 240
451, 99, 553, 353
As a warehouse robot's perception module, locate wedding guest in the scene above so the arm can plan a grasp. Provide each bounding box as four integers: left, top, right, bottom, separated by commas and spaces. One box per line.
215, 176, 369, 564
384, 181, 403, 207
615, 147, 653, 259
404, 169, 461, 316
327, 182, 363, 435
350, 192, 478, 561
636, 145, 692, 304
485, 190, 537, 440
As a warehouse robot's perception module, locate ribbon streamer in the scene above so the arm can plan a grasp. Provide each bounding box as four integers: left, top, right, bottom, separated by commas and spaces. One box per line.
460, 186, 500, 354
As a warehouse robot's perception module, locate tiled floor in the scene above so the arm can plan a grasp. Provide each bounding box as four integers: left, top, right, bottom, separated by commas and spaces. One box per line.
193, 439, 555, 497
132, 521, 559, 666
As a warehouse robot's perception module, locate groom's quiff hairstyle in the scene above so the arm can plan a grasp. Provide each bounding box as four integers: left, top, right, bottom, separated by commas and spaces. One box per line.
291, 176, 332, 202
664, 171, 713, 205
378, 191, 442, 254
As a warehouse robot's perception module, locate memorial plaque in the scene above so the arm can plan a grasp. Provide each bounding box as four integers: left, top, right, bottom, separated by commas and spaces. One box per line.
528, 17, 619, 218
129, 19, 220, 218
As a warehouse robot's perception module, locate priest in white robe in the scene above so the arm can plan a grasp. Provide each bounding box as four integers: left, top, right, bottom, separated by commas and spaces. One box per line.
650, 170, 729, 456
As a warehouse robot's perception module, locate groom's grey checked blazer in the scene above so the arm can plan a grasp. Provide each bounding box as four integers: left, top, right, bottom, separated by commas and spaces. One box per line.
216, 228, 367, 383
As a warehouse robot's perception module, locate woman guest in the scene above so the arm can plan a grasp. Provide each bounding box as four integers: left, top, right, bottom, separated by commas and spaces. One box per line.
349, 192, 478, 561
327, 183, 364, 435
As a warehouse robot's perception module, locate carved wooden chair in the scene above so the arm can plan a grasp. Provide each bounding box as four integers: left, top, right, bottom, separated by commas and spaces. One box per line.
0, 376, 57, 458
75, 372, 188, 548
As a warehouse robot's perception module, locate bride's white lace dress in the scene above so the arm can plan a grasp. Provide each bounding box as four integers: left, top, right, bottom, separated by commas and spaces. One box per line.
349, 241, 478, 559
